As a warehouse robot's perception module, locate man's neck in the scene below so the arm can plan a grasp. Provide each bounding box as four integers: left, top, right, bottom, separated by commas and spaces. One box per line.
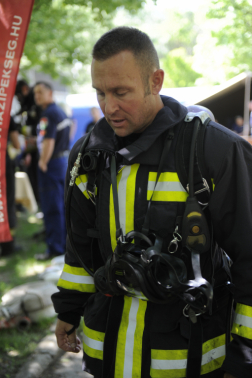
42, 101, 54, 110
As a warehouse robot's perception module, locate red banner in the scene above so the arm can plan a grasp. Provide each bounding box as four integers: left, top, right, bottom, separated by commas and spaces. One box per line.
0, 0, 34, 242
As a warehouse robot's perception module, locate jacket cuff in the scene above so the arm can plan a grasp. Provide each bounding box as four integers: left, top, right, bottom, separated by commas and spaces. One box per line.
57, 311, 81, 328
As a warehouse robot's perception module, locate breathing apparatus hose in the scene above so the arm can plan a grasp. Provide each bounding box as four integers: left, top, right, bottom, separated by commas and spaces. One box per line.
65, 132, 94, 277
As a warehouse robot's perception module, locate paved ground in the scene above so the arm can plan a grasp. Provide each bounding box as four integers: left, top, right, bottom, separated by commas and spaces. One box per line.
14, 323, 94, 378
43, 350, 93, 378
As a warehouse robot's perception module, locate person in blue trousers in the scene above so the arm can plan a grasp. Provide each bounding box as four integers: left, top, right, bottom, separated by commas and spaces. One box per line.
33, 81, 71, 260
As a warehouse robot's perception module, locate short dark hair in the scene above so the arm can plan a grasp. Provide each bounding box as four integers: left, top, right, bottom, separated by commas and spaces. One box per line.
15, 79, 29, 95
34, 81, 53, 91
92, 27, 160, 93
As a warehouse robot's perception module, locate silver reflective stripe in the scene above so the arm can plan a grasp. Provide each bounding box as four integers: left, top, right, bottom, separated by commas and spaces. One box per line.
77, 181, 87, 193
123, 298, 140, 377
152, 358, 186, 370
60, 271, 94, 285
152, 344, 225, 370
147, 181, 186, 193
234, 313, 252, 328
83, 334, 104, 351
201, 344, 225, 365
57, 118, 71, 131
118, 166, 131, 235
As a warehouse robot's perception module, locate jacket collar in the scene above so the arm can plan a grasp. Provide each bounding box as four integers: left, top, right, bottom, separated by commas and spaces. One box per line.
86, 95, 187, 162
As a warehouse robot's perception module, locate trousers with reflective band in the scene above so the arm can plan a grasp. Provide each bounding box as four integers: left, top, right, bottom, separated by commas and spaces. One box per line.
150, 333, 226, 378
57, 264, 96, 293
231, 303, 252, 340
114, 296, 147, 378
83, 321, 105, 360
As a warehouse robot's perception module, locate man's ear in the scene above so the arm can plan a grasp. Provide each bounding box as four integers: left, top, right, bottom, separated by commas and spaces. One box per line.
151, 69, 164, 95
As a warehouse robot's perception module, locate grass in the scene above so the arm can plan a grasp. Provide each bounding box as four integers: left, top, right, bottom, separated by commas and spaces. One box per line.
0, 318, 56, 378
0, 211, 57, 378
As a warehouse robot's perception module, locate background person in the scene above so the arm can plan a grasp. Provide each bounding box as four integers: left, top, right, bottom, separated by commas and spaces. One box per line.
231, 115, 243, 134
33, 82, 71, 261
85, 106, 102, 134
15, 79, 41, 202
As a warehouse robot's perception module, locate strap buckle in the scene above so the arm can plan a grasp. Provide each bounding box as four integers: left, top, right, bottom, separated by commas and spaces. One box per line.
87, 190, 96, 205
117, 234, 127, 244
183, 304, 202, 319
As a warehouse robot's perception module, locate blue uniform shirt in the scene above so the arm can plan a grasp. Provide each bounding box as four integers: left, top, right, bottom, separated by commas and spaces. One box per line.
37, 102, 71, 159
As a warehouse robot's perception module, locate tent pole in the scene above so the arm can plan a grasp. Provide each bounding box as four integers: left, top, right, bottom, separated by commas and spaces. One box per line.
243, 72, 251, 136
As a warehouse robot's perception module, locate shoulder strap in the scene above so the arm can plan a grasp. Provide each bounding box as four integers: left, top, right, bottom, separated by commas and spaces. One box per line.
175, 112, 212, 205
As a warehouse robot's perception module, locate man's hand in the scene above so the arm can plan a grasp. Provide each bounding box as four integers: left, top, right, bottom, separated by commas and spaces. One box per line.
55, 319, 81, 353
38, 159, 47, 172
224, 374, 237, 378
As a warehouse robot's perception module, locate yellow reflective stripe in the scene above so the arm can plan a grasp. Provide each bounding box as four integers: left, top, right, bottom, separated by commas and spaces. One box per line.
211, 178, 215, 191
147, 191, 188, 202
75, 174, 97, 199
83, 321, 105, 360
235, 303, 252, 317
57, 264, 96, 293
115, 297, 147, 378
110, 165, 140, 252
84, 322, 105, 342
115, 296, 132, 378
147, 172, 188, 202
125, 164, 139, 234
149, 172, 180, 182
76, 174, 89, 199
83, 343, 103, 360
110, 169, 122, 252
231, 303, 252, 340
152, 349, 187, 360
150, 334, 226, 378
62, 264, 91, 276
132, 300, 147, 377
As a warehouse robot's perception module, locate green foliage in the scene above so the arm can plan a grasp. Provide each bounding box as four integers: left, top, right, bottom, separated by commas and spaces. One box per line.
162, 48, 202, 88
167, 12, 199, 56
207, 0, 252, 76
160, 11, 202, 88
22, 0, 147, 86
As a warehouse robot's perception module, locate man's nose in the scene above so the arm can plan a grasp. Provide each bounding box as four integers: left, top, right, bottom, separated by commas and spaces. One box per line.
105, 95, 119, 115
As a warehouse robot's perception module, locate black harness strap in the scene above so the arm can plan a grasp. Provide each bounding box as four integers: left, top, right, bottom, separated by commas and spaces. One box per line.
111, 155, 123, 241
141, 127, 175, 235
175, 116, 212, 205
102, 296, 124, 378
186, 314, 203, 378
110, 127, 175, 244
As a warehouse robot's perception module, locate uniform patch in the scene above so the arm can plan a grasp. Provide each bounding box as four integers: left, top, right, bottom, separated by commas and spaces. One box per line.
39, 117, 48, 130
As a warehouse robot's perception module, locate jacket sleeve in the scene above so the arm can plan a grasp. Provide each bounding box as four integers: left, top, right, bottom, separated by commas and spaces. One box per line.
205, 123, 252, 378
51, 136, 97, 326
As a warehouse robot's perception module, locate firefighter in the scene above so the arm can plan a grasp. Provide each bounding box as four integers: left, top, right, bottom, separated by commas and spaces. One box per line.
52, 27, 252, 378
33, 82, 71, 260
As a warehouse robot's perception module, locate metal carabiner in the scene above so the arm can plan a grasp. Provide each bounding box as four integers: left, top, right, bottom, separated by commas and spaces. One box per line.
168, 226, 182, 253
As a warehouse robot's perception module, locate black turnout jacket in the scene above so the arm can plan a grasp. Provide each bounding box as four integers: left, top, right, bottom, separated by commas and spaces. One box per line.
52, 96, 252, 378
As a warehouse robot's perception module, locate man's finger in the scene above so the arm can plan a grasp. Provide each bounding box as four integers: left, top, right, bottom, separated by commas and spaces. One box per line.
66, 331, 82, 353
55, 319, 81, 353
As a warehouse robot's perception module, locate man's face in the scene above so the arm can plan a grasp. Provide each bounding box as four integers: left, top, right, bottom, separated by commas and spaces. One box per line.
91, 51, 156, 137
33, 84, 52, 109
